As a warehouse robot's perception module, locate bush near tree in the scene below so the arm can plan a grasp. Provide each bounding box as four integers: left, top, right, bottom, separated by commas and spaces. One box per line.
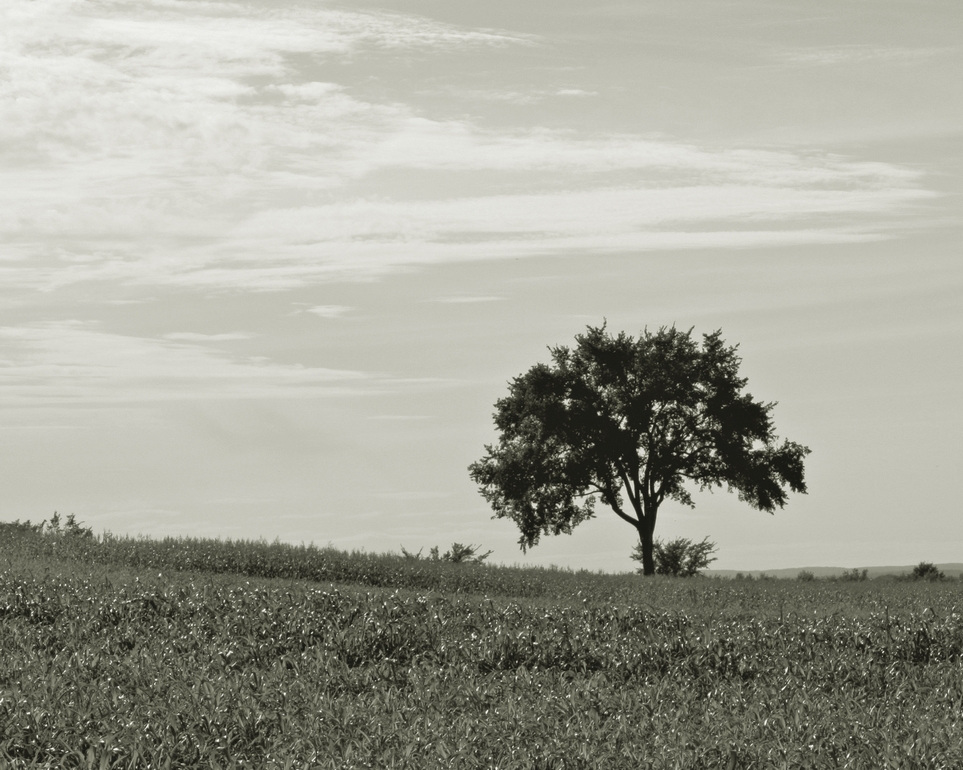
631, 536, 718, 577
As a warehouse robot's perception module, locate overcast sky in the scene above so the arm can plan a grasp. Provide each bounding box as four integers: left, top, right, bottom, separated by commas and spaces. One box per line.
2, 0, 960, 571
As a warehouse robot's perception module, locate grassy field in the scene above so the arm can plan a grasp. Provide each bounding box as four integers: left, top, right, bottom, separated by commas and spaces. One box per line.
1, 524, 961, 768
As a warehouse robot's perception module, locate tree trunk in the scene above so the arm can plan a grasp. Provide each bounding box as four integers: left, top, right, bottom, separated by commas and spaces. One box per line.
637, 522, 655, 576
635, 500, 659, 575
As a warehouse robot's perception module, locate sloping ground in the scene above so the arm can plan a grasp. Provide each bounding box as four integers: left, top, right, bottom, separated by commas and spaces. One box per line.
3, 525, 963, 767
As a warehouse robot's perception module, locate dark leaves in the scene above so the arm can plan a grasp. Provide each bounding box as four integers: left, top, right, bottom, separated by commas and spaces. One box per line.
470, 324, 810, 553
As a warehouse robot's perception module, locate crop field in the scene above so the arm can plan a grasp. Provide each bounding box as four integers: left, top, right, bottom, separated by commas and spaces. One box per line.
1, 525, 962, 769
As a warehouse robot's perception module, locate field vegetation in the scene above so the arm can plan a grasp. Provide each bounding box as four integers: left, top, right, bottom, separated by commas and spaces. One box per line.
1, 520, 962, 768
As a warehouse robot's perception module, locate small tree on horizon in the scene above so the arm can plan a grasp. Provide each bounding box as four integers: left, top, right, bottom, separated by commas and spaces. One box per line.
911, 562, 945, 581
469, 324, 810, 575
400, 543, 493, 564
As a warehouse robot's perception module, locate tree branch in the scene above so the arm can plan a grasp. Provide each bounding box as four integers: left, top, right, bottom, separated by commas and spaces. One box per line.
590, 480, 639, 529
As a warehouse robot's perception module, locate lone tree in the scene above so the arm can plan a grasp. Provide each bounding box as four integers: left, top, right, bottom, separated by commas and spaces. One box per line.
468, 324, 810, 575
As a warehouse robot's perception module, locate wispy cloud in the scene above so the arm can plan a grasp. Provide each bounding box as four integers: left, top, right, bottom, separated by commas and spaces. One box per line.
773, 45, 954, 66
0, 322, 368, 405
301, 305, 352, 319
372, 490, 452, 500
426, 86, 597, 104
431, 296, 505, 304
0, 0, 938, 298
165, 332, 253, 342
367, 415, 432, 421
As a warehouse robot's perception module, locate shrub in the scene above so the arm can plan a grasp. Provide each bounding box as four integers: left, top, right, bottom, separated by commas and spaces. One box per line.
757, 572, 775, 581
442, 543, 493, 564
840, 568, 868, 582
632, 536, 717, 577
400, 546, 425, 560
47, 512, 94, 539
797, 570, 816, 582
401, 543, 493, 564
2, 513, 93, 539
911, 562, 945, 581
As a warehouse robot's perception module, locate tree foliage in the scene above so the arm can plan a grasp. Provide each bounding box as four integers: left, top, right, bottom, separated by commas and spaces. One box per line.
631, 536, 717, 577
469, 324, 810, 575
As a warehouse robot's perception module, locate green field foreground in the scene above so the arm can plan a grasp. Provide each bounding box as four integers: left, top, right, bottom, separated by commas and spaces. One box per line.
1, 526, 962, 768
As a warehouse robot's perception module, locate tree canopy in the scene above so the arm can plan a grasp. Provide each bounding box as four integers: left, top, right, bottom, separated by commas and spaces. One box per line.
468, 324, 810, 575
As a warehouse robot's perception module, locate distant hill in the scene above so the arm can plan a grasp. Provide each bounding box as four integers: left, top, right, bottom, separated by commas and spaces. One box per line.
707, 563, 963, 579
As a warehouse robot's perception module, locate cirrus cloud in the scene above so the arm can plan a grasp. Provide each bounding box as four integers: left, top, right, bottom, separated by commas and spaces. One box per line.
0, 0, 939, 298
0, 321, 368, 405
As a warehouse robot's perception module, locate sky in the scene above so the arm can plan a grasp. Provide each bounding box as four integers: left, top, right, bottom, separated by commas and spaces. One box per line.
1, 0, 960, 572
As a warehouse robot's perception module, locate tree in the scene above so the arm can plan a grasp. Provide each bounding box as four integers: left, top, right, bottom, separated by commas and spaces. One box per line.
631, 536, 717, 576
468, 324, 810, 575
